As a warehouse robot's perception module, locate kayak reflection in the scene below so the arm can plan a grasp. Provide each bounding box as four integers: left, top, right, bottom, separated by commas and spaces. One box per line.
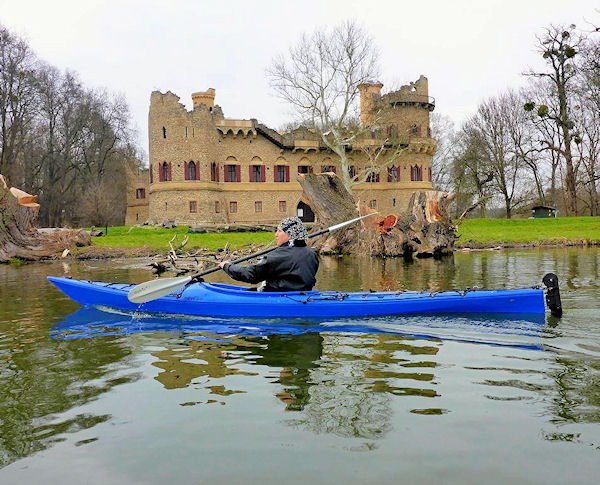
51, 307, 546, 350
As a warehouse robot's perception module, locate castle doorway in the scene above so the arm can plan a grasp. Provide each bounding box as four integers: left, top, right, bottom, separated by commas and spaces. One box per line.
296, 201, 315, 222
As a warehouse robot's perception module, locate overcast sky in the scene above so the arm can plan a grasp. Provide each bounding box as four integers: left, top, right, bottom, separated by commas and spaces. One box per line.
0, 0, 597, 161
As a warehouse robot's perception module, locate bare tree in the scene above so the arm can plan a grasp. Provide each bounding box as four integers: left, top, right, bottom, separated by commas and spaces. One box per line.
430, 112, 455, 191
267, 20, 380, 190
573, 41, 600, 215
451, 126, 494, 218
524, 24, 586, 215
0, 26, 38, 184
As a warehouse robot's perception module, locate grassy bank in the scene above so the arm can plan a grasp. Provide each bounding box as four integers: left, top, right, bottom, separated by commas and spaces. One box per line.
457, 216, 600, 247
75, 217, 600, 258
87, 226, 274, 251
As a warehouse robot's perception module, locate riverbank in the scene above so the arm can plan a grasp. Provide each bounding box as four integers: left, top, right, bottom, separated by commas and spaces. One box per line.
456, 216, 600, 248
8, 216, 599, 263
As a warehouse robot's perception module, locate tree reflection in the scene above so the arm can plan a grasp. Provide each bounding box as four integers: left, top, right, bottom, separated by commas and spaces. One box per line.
149, 331, 441, 440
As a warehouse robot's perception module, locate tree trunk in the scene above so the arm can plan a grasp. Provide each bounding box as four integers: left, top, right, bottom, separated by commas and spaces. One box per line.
0, 174, 91, 262
297, 173, 457, 257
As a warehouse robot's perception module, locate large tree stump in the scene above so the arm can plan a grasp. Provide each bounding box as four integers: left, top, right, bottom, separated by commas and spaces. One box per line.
297, 173, 456, 257
0, 174, 91, 262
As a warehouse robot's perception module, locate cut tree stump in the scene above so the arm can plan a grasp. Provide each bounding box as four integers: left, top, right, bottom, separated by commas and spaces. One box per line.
297, 172, 456, 257
0, 174, 91, 262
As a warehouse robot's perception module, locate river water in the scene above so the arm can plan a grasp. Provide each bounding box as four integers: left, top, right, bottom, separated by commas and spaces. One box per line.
0, 248, 599, 484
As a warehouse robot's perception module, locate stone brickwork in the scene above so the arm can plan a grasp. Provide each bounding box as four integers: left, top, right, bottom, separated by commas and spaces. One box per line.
125, 167, 150, 224
125, 78, 436, 226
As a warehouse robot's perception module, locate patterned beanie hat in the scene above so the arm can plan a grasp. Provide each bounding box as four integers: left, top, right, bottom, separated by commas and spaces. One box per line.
278, 216, 308, 240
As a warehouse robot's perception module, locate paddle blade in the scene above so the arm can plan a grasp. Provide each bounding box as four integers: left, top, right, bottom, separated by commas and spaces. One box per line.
127, 275, 193, 303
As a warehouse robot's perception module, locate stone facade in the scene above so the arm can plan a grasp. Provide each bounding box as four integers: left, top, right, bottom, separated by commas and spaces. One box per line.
125, 76, 436, 226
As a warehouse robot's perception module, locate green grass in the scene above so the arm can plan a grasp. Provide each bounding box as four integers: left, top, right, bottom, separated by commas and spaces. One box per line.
457, 216, 600, 246
91, 226, 274, 250
87, 217, 600, 253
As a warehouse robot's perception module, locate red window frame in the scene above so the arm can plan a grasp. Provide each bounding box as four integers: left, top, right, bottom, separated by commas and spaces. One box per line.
274, 165, 290, 182
224, 164, 241, 182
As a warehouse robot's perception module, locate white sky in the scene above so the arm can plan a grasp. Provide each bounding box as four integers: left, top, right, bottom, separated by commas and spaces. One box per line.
0, 0, 597, 161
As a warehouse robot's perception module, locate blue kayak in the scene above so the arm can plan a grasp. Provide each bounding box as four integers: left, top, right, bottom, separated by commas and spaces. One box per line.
47, 276, 548, 318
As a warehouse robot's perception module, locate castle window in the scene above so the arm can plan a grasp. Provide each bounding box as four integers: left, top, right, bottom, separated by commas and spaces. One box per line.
136, 213, 139, 221
298, 165, 312, 174
185, 161, 197, 181
250, 165, 265, 182
393, 198, 397, 207
279, 201, 286, 212
211, 162, 219, 182
369, 200, 377, 209
185, 127, 188, 138
347, 166, 356, 179
386, 124, 398, 138
162, 126, 167, 138
387, 165, 399, 182
160, 162, 171, 182
135, 188, 146, 199
411, 124, 421, 136
274, 165, 290, 182
225, 164, 240, 182
215, 201, 221, 213
411, 165, 423, 181
255, 201, 262, 213
321, 165, 336, 173
428, 167, 432, 182
366, 171, 380, 183
189, 201, 197, 213
229, 201, 237, 213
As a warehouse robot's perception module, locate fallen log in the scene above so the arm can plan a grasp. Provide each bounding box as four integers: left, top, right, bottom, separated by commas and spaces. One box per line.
0, 174, 91, 262
297, 172, 456, 258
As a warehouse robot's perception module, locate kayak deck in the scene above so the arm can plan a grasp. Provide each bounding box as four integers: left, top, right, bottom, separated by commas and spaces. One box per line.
47, 276, 547, 319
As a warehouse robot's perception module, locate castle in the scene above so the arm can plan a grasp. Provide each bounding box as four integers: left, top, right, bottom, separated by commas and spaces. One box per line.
125, 76, 436, 226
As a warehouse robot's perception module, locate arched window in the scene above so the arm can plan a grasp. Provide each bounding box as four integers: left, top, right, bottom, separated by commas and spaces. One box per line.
411, 165, 423, 182
160, 162, 171, 182
387, 165, 399, 182
186, 161, 197, 181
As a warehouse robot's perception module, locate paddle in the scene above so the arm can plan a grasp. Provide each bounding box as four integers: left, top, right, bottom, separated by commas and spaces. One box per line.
127, 212, 379, 304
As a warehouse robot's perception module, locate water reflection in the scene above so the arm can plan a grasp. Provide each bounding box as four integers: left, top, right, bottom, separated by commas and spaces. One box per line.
49, 307, 549, 443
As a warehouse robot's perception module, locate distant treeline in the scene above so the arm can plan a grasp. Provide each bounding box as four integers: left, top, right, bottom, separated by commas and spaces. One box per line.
431, 24, 600, 218
0, 24, 143, 227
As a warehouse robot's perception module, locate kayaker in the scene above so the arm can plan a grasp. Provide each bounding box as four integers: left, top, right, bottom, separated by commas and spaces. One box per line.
218, 216, 319, 291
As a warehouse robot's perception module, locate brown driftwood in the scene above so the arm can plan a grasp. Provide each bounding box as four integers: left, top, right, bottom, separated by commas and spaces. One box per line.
297, 172, 456, 257
0, 174, 91, 262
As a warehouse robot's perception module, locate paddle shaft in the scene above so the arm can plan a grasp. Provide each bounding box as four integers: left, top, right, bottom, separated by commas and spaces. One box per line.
189, 215, 375, 282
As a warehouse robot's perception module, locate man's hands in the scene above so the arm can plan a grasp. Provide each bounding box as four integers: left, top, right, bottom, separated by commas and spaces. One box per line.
218, 261, 230, 269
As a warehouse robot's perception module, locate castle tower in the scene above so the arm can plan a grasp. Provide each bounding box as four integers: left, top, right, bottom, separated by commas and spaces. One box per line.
192, 88, 215, 109
358, 81, 383, 127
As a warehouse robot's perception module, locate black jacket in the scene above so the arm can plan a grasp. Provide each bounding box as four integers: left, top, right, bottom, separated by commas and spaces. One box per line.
223, 241, 319, 292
